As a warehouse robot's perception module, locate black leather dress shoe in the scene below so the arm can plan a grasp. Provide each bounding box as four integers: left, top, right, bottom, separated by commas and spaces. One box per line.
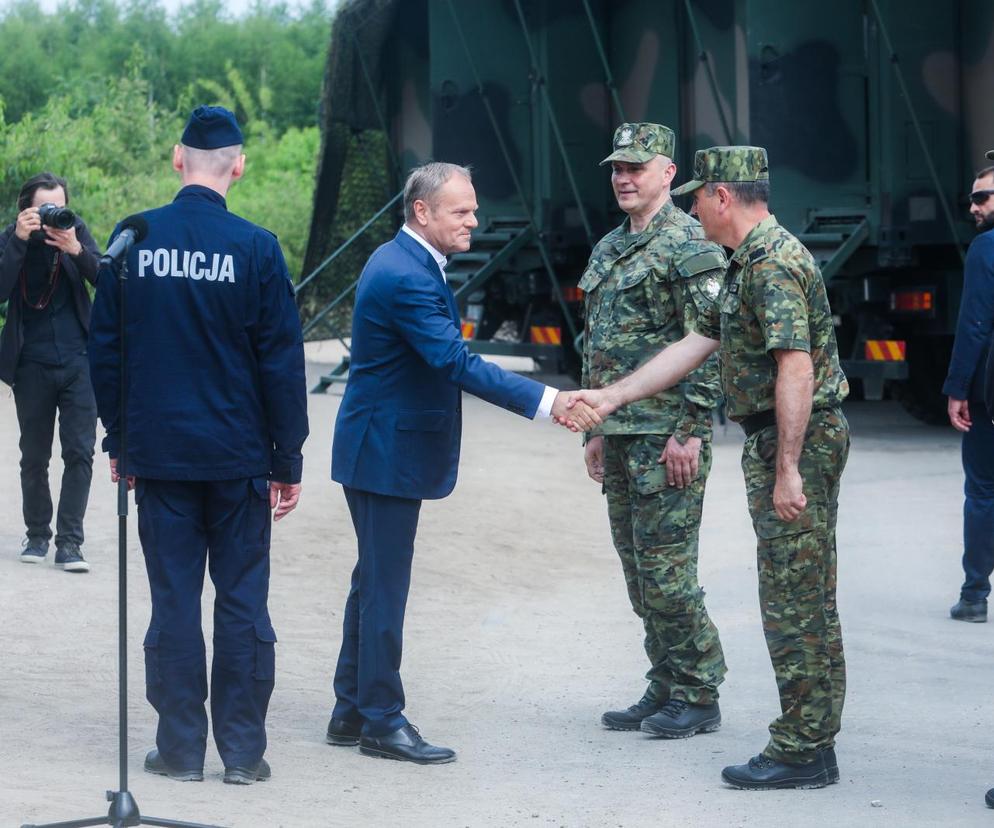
359, 724, 456, 765
600, 695, 662, 731
640, 699, 721, 738
950, 598, 987, 622
143, 749, 203, 782
327, 716, 362, 746
721, 753, 829, 790
223, 757, 271, 785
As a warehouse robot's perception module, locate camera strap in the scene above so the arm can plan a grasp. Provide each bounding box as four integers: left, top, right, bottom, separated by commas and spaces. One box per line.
20, 250, 62, 310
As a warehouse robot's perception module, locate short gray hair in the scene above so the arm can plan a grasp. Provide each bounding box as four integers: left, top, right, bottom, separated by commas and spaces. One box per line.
403, 162, 472, 221
180, 143, 243, 177
705, 179, 770, 206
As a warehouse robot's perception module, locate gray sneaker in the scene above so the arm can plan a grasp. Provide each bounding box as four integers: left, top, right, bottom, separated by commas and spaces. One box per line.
55, 543, 90, 573
19, 539, 48, 564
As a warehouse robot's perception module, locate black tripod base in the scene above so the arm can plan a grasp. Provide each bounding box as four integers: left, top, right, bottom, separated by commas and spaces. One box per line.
21, 789, 226, 828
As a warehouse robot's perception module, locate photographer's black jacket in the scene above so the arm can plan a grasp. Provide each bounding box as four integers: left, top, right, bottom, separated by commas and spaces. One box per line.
0, 220, 100, 385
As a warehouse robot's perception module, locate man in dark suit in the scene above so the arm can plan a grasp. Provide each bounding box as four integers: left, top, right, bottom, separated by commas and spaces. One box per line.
946, 161, 994, 624
327, 162, 598, 764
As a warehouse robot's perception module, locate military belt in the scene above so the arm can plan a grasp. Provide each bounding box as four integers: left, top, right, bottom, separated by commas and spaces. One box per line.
739, 406, 840, 438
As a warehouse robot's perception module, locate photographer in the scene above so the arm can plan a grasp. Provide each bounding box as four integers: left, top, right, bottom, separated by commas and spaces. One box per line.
0, 172, 99, 572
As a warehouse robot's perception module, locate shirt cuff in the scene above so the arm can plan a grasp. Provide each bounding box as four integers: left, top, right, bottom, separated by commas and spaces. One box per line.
535, 385, 559, 421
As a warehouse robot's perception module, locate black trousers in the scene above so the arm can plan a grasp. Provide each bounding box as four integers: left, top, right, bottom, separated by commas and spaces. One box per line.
13, 355, 97, 548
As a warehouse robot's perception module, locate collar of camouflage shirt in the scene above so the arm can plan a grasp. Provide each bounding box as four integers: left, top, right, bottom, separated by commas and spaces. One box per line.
615, 198, 676, 255
730, 213, 779, 266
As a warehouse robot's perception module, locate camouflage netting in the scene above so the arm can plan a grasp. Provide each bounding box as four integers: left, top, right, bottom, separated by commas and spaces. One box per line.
299, 0, 402, 339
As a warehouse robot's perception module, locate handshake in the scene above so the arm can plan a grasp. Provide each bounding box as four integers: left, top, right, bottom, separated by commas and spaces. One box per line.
550, 388, 621, 432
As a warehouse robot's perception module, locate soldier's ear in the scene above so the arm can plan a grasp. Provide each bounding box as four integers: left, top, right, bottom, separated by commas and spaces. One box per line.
172, 145, 184, 173
231, 154, 246, 181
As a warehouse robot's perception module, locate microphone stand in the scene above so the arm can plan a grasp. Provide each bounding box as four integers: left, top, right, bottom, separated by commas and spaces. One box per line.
23, 255, 223, 828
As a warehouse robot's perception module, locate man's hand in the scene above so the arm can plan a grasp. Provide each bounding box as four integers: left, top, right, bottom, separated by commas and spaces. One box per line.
660, 435, 701, 489
551, 390, 601, 432
14, 207, 41, 242
44, 224, 83, 257
948, 397, 971, 432
773, 465, 806, 522
557, 387, 622, 429
109, 458, 135, 490
270, 481, 301, 521
584, 435, 605, 483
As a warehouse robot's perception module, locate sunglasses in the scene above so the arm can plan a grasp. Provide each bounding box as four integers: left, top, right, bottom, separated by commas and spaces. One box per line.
970, 189, 994, 206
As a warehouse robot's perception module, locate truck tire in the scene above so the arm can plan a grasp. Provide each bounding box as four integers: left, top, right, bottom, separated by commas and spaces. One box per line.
895, 336, 953, 425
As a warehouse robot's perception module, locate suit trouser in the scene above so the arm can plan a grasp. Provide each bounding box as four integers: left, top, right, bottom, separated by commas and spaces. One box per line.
602, 434, 726, 705
13, 355, 97, 548
136, 477, 275, 770
960, 401, 994, 603
333, 486, 422, 737
741, 408, 849, 764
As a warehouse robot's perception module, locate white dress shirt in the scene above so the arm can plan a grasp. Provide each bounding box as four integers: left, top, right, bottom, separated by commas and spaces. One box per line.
401, 224, 558, 420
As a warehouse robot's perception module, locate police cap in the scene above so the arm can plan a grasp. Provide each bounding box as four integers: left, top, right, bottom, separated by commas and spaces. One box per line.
181, 105, 244, 150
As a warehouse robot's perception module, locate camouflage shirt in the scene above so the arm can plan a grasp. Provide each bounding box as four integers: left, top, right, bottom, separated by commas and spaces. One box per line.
697, 214, 849, 421
581, 200, 726, 438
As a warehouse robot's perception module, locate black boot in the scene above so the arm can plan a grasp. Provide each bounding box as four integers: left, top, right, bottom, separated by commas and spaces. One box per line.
950, 598, 987, 622
820, 746, 840, 784
640, 698, 721, 738
985, 787, 994, 808
721, 752, 829, 790
600, 695, 662, 731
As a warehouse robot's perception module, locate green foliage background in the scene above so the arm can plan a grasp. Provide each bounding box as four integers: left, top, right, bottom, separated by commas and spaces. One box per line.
0, 0, 331, 279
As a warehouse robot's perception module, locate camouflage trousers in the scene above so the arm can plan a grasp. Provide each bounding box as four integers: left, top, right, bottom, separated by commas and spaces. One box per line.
603, 434, 727, 705
741, 407, 850, 763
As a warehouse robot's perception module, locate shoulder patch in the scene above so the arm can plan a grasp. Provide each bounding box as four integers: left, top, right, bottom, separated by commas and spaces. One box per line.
675, 244, 728, 280
748, 246, 769, 264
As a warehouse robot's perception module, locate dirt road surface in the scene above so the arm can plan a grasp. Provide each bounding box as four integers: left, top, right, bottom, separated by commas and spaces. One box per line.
3, 357, 990, 827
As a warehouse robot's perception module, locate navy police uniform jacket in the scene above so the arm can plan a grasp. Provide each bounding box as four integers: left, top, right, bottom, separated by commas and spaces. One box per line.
89, 185, 308, 482
945, 228, 994, 405
331, 229, 544, 500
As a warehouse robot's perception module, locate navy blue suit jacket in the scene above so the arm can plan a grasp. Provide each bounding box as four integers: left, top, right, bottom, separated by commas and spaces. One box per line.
332, 229, 545, 500
944, 229, 994, 404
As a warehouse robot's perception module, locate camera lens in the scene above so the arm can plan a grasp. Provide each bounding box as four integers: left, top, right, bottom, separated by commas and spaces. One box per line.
37, 203, 76, 230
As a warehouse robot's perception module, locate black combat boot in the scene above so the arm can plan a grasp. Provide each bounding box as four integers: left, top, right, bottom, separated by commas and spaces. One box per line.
950, 598, 987, 622
721, 752, 829, 790
600, 694, 662, 731
640, 698, 721, 738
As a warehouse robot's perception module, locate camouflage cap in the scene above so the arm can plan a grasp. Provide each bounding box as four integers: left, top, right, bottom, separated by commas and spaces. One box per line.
600, 123, 676, 166
671, 146, 769, 196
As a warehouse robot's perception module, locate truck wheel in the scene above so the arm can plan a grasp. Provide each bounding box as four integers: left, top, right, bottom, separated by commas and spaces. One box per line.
895, 336, 953, 425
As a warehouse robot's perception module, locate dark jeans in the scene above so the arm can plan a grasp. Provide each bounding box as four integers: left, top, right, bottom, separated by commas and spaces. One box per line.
961, 401, 994, 602
13, 355, 97, 549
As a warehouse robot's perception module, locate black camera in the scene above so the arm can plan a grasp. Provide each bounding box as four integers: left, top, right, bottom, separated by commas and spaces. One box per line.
37, 202, 75, 229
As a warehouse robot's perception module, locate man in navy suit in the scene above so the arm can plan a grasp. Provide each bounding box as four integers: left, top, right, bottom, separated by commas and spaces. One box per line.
945, 161, 994, 624
326, 162, 598, 764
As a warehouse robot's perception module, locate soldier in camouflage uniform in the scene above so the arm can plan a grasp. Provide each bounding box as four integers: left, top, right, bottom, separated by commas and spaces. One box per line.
582, 124, 729, 739
568, 146, 850, 790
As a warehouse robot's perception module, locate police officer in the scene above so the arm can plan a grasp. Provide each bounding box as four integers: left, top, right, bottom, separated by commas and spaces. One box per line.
567, 146, 850, 790
0, 172, 99, 572
581, 124, 728, 737
88, 106, 309, 785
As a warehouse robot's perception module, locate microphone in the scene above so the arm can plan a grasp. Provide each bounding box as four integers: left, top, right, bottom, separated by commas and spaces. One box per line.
99, 215, 149, 268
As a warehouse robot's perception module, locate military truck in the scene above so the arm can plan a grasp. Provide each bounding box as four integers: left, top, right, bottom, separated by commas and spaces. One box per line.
300, 0, 994, 423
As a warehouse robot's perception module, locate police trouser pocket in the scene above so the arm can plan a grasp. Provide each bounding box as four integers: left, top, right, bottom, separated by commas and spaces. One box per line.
252, 619, 277, 681
144, 627, 162, 687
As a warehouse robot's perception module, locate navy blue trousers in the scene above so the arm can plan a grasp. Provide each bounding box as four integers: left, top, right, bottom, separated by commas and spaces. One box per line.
136, 477, 275, 770
332, 486, 421, 737
961, 401, 994, 602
